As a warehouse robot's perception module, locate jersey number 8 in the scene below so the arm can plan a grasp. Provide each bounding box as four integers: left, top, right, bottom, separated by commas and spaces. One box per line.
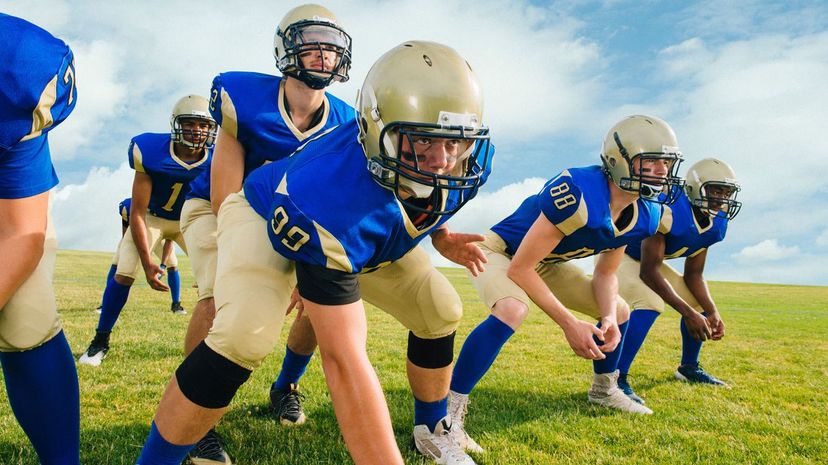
549, 182, 577, 210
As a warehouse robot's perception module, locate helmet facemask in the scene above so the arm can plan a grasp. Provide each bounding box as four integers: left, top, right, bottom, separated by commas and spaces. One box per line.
368, 119, 491, 219
171, 115, 217, 149
612, 131, 685, 204
276, 20, 352, 90
694, 181, 742, 220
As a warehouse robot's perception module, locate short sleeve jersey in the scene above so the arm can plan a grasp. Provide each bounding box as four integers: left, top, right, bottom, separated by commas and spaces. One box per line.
243, 119, 493, 274
491, 165, 663, 263
625, 189, 728, 261
0, 14, 77, 198
118, 198, 132, 224
186, 72, 354, 201
128, 133, 211, 220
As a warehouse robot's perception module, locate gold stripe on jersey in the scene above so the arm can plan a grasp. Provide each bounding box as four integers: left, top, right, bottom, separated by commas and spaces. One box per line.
277, 79, 331, 141
692, 208, 714, 234
276, 173, 288, 195
664, 246, 688, 259
21, 75, 58, 142
688, 247, 707, 258
658, 204, 673, 234
556, 196, 589, 235
313, 220, 352, 273
132, 144, 145, 173
612, 201, 639, 236
220, 88, 239, 138
168, 141, 210, 171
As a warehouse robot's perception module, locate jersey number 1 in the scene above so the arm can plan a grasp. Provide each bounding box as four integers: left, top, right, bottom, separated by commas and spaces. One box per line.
161, 183, 183, 212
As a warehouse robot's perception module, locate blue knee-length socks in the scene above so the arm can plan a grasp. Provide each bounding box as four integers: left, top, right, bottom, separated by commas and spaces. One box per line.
450, 315, 515, 395
97, 278, 132, 332
272, 345, 313, 392
0, 331, 80, 465
617, 309, 660, 374
593, 320, 629, 374
135, 422, 194, 465
166, 267, 180, 304
679, 312, 707, 366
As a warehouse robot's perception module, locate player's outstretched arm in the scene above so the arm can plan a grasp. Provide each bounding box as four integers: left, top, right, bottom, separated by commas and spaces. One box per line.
683, 249, 724, 339
640, 233, 710, 340
591, 247, 626, 352
0, 193, 49, 309
507, 214, 606, 360
130, 172, 168, 291
303, 297, 404, 465
430, 225, 487, 277
210, 127, 245, 215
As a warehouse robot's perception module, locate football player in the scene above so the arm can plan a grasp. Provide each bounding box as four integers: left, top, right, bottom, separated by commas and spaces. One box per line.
78, 95, 215, 367
615, 158, 742, 403
95, 197, 182, 314
447, 115, 685, 451
178, 4, 353, 462
135, 41, 493, 465
0, 13, 81, 464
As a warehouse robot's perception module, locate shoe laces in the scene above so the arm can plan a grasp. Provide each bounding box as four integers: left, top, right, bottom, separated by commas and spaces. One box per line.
448, 393, 469, 427
276, 389, 305, 417
431, 426, 468, 462
192, 430, 225, 457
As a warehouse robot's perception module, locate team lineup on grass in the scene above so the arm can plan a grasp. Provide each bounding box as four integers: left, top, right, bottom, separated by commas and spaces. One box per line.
7, 5, 822, 465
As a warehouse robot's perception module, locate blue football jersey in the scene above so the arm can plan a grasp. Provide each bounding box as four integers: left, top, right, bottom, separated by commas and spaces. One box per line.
186, 72, 354, 201
128, 133, 211, 220
244, 119, 492, 274
118, 198, 132, 224
625, 189, 728, 261
491, 166, 662, 263
0, 14, 77, 198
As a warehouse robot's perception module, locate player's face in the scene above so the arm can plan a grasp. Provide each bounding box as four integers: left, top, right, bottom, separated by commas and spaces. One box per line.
296, 27, 345, 72
705, 184, 736, 211
399, 134, 472, 178
632, 156, 671, 181
179, 118, 215, 146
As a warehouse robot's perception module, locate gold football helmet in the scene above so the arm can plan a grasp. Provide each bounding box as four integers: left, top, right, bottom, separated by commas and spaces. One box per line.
601, 115, 684, 203
685, 157, 742, 219
356, 41, 491, 218
273, 4, 351, 90
170, 95, 216, 149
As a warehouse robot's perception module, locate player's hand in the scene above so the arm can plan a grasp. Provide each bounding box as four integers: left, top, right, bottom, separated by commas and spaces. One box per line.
598, 316, 621, 352
684, 311, 712, 341
143, 262, 169, 292
286, 287, 304, 318
562, 319, 606, 360
707, 312, 725, 340
431, 229, 487, 277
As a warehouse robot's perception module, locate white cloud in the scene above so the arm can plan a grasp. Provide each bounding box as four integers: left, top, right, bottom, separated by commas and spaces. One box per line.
52, 163, 133, 252
733, 239, 800, 262
817, 229, 828, 247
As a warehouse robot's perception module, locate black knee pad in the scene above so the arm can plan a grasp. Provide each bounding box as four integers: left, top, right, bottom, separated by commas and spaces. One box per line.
407, 331, 455, 369
175, 342, 252, 408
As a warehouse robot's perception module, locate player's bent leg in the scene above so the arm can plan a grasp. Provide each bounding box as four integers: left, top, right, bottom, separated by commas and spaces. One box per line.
184, 297, 215, 355
616, 308, 661, 404
270, 313, 316, 426
137, 344, 251, 465
676, 312, 728, 387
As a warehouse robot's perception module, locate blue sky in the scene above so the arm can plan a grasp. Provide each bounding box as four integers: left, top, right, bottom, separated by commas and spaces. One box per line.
4, 0, 827, 285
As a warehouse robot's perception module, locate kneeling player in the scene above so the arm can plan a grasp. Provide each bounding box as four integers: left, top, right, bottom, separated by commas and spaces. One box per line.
448, 115, 685, 451
615, 158, 742, 403
135, 41, 493, 465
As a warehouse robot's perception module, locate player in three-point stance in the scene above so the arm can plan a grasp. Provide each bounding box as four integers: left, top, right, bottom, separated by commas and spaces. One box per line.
447, 115, 686, 452
615, 158, 742, 405
136, 41, 493, 465
178, 4, 353, 462
78, 95, 215, 367
0, 13, 81, 464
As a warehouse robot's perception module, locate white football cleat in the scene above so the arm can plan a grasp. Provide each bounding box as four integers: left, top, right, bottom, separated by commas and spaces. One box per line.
448, 391, 484, 453
588, 370, 653, 414
413, 416, 477, 465
78, 346, 107, 367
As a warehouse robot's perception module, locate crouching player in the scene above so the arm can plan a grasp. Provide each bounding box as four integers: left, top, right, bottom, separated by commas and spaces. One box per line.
615, 158, 742, 403
95, 197, 181, 314
447, 115, 685, 452
136, 41, 493, 465
0, 13, 80, 464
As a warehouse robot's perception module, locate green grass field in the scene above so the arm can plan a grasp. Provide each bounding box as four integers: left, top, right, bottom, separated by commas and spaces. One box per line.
1, 250, 827, 464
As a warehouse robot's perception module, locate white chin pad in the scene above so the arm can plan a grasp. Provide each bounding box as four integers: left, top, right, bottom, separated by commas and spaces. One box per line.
399, 177, 434, 198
